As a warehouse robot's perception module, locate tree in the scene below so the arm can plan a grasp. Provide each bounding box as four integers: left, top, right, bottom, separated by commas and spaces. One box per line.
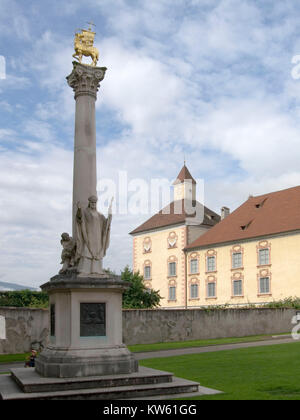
0, 268, 162, 310
121, 266, 162, 309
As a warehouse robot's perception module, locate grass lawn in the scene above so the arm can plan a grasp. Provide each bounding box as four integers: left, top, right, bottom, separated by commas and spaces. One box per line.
127, 332, 289, 353
139, 341, 300, 400
0, 333, 289, 363
0, 353, 29, 364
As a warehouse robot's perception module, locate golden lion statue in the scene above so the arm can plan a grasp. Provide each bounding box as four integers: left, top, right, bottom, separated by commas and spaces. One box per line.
73, 26, 99, 66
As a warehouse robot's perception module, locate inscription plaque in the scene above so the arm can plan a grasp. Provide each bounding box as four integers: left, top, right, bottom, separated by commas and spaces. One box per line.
50, 304, 55, 336
80, 303, 106, 337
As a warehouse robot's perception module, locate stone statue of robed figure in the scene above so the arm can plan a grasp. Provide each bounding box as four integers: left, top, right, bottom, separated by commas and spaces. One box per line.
75, 195, 113, 275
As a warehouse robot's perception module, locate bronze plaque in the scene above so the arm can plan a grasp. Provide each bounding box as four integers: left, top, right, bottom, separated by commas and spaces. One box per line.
80, 303, 106, 337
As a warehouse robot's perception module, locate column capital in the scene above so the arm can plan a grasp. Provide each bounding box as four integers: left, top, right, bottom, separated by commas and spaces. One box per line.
66, 61, 107, 100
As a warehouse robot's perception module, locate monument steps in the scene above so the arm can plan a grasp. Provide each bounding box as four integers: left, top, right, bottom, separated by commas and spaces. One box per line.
0, 367, 201, 400
10, 366, 172, 393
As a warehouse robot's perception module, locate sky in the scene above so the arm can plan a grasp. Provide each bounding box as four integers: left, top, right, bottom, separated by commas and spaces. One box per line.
1, 0, 300, 288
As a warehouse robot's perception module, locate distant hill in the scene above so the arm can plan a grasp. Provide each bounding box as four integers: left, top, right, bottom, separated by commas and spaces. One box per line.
0, 281, 37, 291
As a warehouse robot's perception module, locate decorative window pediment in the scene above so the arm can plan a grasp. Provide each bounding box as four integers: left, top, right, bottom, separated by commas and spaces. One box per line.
143, 237, 152, 253
167, 232, 178, 248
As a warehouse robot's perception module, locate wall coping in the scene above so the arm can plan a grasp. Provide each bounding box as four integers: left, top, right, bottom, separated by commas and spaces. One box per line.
0, 306, 48, 311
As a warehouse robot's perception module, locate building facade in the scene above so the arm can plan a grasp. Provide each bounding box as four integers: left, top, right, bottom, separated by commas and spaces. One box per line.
185, 185, 300, 306
130, 165, 220, 308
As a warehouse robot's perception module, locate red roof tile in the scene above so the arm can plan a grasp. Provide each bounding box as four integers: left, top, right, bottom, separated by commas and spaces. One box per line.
173, 164, 196, 185
130, 199, 220, 235
186, 185, 300, 249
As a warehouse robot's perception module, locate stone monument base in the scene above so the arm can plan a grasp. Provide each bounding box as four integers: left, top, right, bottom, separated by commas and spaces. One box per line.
35, 345, 138, 378
35, 271, 138, 378
0, 365, 219, 400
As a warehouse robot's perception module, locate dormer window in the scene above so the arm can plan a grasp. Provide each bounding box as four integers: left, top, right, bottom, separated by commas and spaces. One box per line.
240, 221, 252, 230
255, 198, 267, 209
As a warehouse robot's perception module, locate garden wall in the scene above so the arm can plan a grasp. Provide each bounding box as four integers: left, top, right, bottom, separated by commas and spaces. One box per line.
0, 307, 48, 354
0, 307, 296, 353
122, 308, 296, 345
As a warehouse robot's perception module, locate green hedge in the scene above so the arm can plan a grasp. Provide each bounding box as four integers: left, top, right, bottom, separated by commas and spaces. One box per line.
264, 297, 300, 309
0, 290, 49, 308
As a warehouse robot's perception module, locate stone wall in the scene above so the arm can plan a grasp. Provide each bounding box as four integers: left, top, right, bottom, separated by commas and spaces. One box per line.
122, 308, 295, 345
0, 307, 296, 353
0, 307, 48, 354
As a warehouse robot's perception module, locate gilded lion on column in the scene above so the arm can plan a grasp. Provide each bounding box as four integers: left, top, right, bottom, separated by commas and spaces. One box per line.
72, 25, 99, 66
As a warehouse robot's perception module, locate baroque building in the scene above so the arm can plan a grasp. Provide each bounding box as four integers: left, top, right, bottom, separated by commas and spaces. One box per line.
129, 165, 220, 308
185, 185, 300, 306
131, 168, 300, 308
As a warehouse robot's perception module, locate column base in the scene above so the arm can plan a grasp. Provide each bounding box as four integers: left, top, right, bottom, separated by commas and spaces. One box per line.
37, 272, 137, 378
35, 346, 138, 378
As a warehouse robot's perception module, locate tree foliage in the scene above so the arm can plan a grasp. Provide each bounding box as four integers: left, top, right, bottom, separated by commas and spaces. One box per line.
0, 267, 162, 309
121, 266, 162, 309
0, 290, 49, 308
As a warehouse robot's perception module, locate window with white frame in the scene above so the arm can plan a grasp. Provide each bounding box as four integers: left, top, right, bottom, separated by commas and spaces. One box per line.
259, 277, 270, 294
190, 259, 198, 274
207, 282, 216, 298
232, 252, 242, 268
233, 279, 243, 296
168, 261, 177, 276
259, 248, 269, 265
207, 256, 216, 272
190, 284, 199, 299
169, 286, 176, 300
144, 265, 151, 279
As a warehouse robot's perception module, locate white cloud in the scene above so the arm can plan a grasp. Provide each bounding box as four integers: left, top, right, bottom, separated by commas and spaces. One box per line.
0, 101, 12, 113
2, 0, 300, 288
0, 0, 31, 40
0, 129, 17, 140
0, 74, 31, 91
100, 38, 185, 136
23, 119, 56, 143
194, 98, 300, 177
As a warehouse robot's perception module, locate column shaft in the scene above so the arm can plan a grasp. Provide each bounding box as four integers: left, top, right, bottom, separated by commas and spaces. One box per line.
73, 94, 97, 236
66, 61, 107, 238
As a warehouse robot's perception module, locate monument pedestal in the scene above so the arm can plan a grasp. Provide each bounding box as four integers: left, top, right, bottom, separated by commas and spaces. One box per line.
35, 272, 138, 378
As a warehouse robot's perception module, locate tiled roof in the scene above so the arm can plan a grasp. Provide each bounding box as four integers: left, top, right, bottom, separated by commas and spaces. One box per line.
173, 164, 196, 185
185, 185, 300, 249
130, 199, 220, 235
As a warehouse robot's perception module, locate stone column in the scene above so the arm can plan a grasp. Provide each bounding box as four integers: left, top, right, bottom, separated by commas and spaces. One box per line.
34, 61, 138, 379
66, 62, 107, 238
